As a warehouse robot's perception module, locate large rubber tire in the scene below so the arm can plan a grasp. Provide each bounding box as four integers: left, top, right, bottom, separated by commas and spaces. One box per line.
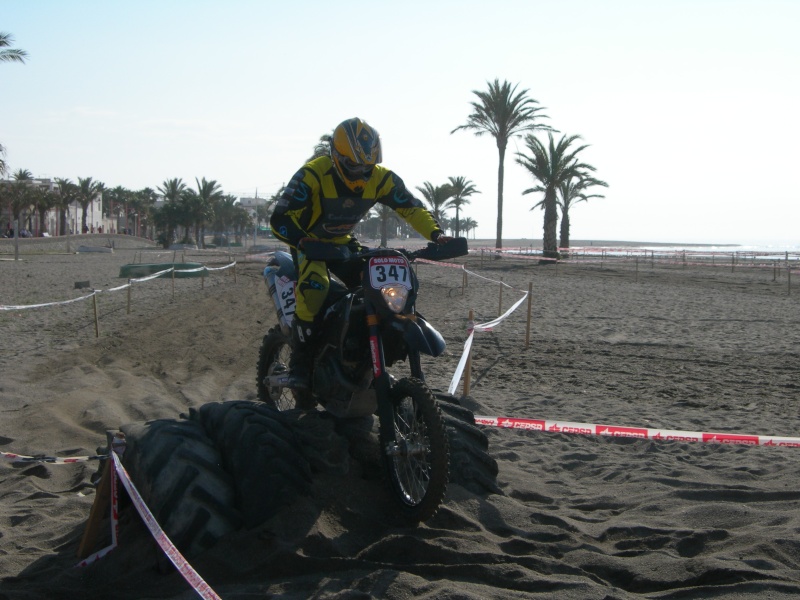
384, 378, 449, 524
435, 394, 502, 496
192, 401, 313, 528
119, 419, 242, 558
256, 325, 314, 410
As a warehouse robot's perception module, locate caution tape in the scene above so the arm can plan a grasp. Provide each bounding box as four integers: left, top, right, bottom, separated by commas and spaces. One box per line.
1, 450, 107, 464
475, 415, 800, 447
109, 451, 221, 599
0, 261, 236, 311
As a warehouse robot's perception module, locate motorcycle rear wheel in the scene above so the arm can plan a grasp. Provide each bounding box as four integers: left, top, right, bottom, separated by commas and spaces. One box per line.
256, 325, 313, 410
384, 377, 449, 523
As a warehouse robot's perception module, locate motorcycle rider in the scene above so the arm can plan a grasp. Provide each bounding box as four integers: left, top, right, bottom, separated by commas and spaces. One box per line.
270, 117, 451, 391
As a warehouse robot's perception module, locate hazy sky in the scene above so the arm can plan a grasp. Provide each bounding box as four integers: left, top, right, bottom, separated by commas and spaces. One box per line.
2, 0, 798, 245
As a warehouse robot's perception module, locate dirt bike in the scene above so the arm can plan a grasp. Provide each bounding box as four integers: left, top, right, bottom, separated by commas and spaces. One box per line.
257, 237, 469, 523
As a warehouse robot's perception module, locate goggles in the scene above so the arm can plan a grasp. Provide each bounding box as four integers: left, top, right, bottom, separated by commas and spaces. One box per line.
339, 156, 374, 180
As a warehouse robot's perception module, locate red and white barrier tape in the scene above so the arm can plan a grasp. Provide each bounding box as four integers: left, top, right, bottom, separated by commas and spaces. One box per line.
2, 450, 107, 464
76, 458, 119, 568
447, 293, 529, 395
475, 415, 800, 447
108, 451, 221, 599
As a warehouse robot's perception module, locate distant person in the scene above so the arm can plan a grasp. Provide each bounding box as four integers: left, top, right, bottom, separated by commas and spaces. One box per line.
270, 117, 451, 389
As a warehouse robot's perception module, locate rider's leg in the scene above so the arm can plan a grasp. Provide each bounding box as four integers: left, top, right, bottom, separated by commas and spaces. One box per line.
288, 255, 330, 390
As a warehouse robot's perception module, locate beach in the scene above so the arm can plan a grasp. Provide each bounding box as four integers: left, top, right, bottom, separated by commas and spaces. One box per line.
1, 241, 800, 599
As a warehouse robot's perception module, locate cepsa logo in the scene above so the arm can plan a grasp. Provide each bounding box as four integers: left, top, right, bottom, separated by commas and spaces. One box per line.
761, 438, 800, 447
597, 426, 648, 439
702, 433, 759, 445
497, 418, 544, 431
651, 431, 702, 442
549, 423, 593, 435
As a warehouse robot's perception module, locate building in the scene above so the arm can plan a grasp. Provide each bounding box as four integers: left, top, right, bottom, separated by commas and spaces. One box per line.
1, 177, 113, 236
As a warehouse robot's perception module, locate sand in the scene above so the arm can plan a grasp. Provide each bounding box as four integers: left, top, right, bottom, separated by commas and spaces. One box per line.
1, 242, 800, 599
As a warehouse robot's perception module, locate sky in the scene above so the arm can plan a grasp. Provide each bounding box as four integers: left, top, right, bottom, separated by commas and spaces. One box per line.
2, 0, 798, 246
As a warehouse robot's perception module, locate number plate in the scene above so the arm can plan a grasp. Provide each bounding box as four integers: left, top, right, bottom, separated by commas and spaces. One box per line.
275, 275, 296, 323
368, 256, 412, 290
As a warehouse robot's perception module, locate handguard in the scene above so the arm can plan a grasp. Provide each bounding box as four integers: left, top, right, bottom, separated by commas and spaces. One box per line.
400, 315, 446, 357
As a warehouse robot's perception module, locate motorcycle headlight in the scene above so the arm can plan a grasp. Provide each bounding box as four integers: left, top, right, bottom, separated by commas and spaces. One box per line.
381, 284, 409, 313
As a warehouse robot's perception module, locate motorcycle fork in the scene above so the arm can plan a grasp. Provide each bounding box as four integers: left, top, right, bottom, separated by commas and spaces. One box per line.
366, 305, 397, 449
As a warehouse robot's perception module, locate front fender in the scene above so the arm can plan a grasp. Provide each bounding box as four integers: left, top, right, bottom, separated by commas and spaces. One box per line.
400, 315, 446, 357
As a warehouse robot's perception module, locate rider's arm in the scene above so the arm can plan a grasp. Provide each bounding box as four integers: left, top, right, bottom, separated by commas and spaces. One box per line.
270, 167, 317, 248
375, 172, 444, 241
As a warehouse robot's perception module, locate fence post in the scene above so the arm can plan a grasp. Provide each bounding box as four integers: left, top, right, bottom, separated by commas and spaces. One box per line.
498, 277, 504, 317
92, 293, 100, 338
463, 309, 474, 398
788, 252, 792, 296
525, 282, 533, 349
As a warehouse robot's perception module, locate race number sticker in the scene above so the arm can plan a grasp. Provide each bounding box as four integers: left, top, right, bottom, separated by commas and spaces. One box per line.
369, 256, 412, 290
275, 275, 296, 324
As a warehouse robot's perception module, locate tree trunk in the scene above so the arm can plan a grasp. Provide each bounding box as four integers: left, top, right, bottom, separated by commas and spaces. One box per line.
542, 188, 559, 259
454, 206, 460, 238
559, 211, 570, 250
496, 143, 505, 249
81, 203, 89, 233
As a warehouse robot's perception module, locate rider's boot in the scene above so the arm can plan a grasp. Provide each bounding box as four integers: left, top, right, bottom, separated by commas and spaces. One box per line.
288, 317, 314, 391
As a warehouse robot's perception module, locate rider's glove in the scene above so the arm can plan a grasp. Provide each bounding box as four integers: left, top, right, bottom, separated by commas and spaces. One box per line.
431, 230, 452, 245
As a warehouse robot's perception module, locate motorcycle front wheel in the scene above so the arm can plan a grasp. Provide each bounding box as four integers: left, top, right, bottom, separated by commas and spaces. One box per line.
384, 377, 449, 523
256, 325, 313, 411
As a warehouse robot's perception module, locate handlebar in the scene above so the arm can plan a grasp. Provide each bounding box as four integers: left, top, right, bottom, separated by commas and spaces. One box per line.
301, 237, 468, 263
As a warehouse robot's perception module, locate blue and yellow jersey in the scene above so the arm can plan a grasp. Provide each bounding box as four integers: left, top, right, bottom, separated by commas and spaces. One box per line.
270, 156, 442, 248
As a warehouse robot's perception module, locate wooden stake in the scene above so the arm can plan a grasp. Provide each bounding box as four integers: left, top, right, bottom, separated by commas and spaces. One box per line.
525, 282, 533, 349
498, 277, 503, 317
788, 252, 792, 296
77, 460, 112, 558
463, 309, 474, 398
126, 279, 132, 314
171, 268, 175, 299
92, 293, 100, 338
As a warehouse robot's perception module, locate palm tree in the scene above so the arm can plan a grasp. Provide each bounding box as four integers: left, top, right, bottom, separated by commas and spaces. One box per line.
0, 32, 28, 64
516, 133, 598, 259
32, 186, 58, 236
103, 185, 133, 234
308, 133, 333, 162
452, 78, 552, 249
212, 195, 239, 244
375, 203, 400, 246
445, 176, 479, 238
556, 174, 607, 249
0, 142, 7, 177
462, 217, 479, 239
55, 178, 78, 234
157, 178, 187, 241
185, 177, 222, 247
77, 177, 103, 233
10, 169, 33, 235
416, 181, 453, 224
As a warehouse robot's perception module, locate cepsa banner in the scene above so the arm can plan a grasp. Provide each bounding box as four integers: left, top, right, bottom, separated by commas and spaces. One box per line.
475, 416, 800, 447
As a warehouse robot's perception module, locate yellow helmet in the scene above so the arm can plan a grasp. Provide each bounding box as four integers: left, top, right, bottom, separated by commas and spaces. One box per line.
331, 118, 382, 192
